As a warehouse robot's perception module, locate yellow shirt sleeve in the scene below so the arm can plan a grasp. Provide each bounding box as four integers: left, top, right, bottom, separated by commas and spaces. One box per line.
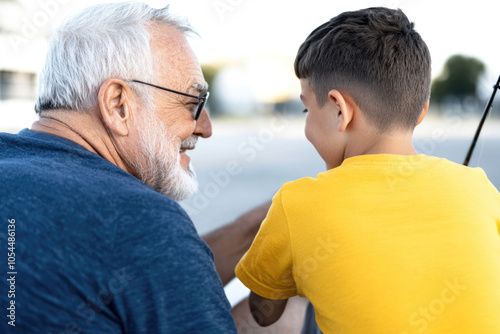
486, 176, 500, 235
235, 188, 297, 300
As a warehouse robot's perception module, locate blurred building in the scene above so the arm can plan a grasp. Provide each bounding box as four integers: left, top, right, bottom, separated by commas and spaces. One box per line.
0, 0, 51, 101
0, 0, 55, 132
210, 56, 301, 117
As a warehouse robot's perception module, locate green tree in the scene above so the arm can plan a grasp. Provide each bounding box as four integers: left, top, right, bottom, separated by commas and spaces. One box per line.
431, 55, 485, 104
201, 64, 222, 116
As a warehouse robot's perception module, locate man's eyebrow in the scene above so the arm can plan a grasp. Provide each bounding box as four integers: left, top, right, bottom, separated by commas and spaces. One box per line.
299, 94, 304, 102
191, 82, 208, 94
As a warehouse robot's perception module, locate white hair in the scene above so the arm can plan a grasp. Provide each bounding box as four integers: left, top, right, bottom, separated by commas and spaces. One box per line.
35, 2, 195, 113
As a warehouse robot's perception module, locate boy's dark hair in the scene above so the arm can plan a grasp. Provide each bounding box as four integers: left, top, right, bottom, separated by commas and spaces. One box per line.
294, 7, 431, 131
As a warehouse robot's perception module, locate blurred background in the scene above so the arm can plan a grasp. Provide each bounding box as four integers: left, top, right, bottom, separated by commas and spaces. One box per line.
1, 0, 499, 305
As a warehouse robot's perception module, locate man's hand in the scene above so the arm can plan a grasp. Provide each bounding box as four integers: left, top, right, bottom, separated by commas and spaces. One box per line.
201, 201, 271, 286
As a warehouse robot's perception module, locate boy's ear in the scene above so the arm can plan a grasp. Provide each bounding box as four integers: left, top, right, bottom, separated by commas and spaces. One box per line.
98, 79, 134, 137
328, 89, 354, 132
416, 99, 430, 126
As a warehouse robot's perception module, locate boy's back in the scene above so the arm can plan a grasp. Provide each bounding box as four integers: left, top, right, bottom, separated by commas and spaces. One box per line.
237, 154, 500, 332
235, 7, 500, 333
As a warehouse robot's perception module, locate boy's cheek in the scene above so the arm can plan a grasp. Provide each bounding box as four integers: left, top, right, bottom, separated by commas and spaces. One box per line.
304, 117, 314, 144
305, 113, 326, 146
305, 116, 343, 168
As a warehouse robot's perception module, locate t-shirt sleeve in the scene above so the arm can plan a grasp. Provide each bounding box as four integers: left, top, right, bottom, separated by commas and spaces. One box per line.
473, 167, 500, 236
485, 173, 500, 236
235, 188, 297, 300
111, 201, 237, 334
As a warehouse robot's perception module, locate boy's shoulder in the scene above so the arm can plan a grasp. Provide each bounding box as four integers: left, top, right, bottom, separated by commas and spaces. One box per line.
280, 154, 495, 199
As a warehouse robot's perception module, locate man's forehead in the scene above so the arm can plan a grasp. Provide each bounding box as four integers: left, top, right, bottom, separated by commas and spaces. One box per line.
149, 24, 206, 90
149, 24, 193, 63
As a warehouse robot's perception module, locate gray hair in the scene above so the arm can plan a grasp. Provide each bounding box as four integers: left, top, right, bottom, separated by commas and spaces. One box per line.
35, 2, 195, 113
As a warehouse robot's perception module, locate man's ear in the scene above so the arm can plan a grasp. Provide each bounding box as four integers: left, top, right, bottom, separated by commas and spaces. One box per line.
416, 99, 430, 126
328, 90, 354, 132
98, 79, 135, 136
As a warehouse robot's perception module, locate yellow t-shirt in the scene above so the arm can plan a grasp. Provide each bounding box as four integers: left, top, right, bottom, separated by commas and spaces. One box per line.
236, 154, 500, 334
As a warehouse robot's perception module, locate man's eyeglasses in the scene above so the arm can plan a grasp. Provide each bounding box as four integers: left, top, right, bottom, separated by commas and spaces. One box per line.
130, 79, 209, 121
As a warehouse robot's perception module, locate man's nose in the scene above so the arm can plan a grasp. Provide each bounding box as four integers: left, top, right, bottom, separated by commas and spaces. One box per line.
193, 108, 212, 138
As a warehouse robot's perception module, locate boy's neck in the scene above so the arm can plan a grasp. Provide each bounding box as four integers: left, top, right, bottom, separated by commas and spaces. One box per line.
344, 130, 417, 161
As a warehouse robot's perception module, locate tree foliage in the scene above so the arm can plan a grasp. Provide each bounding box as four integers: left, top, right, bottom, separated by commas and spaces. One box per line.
431, 55, 485, 104
201, 64, 222, 116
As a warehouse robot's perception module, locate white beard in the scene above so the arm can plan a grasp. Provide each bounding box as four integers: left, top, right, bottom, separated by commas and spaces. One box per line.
131, 108, 198, 201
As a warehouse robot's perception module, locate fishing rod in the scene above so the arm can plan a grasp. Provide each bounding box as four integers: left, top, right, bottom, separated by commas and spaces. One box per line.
463, 74, 500, 166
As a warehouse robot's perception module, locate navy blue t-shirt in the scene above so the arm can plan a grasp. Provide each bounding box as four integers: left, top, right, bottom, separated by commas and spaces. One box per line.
0, 129, 237, 333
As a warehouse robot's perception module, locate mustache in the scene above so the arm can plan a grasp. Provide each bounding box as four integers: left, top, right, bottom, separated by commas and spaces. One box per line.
180, 136, 198, 149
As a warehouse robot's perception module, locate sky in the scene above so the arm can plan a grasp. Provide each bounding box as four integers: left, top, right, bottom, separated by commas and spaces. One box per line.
170, 0, 500, 78
2, 0, 499, 112
8, 0, 500, 80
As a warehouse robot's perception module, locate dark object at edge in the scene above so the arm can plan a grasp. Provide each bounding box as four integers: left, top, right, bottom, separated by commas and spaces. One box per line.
463, 75, 500, 166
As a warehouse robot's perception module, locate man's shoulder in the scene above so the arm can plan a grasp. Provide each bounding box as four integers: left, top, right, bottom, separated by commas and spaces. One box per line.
0, 129, 115, 177
1, 130, 130, 193
0, 129, 191, 228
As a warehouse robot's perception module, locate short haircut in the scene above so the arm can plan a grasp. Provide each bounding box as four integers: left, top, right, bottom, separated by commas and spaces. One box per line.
294, 7, 431, 131
35, 2, 194, 114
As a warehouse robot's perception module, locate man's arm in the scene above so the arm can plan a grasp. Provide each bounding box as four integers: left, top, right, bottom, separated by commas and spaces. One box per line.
201, 201, 271, 286
114, 205, 238, 333
249, 291, 288, 326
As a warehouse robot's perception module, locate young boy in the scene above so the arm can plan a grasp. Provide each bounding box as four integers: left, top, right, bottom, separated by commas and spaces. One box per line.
235, 7, 500, 334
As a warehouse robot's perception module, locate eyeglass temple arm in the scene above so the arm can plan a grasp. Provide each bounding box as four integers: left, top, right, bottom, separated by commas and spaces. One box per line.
129, 79, 203, 100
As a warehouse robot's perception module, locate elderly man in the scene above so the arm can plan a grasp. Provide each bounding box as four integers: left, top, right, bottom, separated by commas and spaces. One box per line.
0, 2, 284, 333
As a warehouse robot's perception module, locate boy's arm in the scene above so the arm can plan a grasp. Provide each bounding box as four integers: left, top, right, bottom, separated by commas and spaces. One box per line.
235, 188, 298, 324
249, 291, 288, 326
